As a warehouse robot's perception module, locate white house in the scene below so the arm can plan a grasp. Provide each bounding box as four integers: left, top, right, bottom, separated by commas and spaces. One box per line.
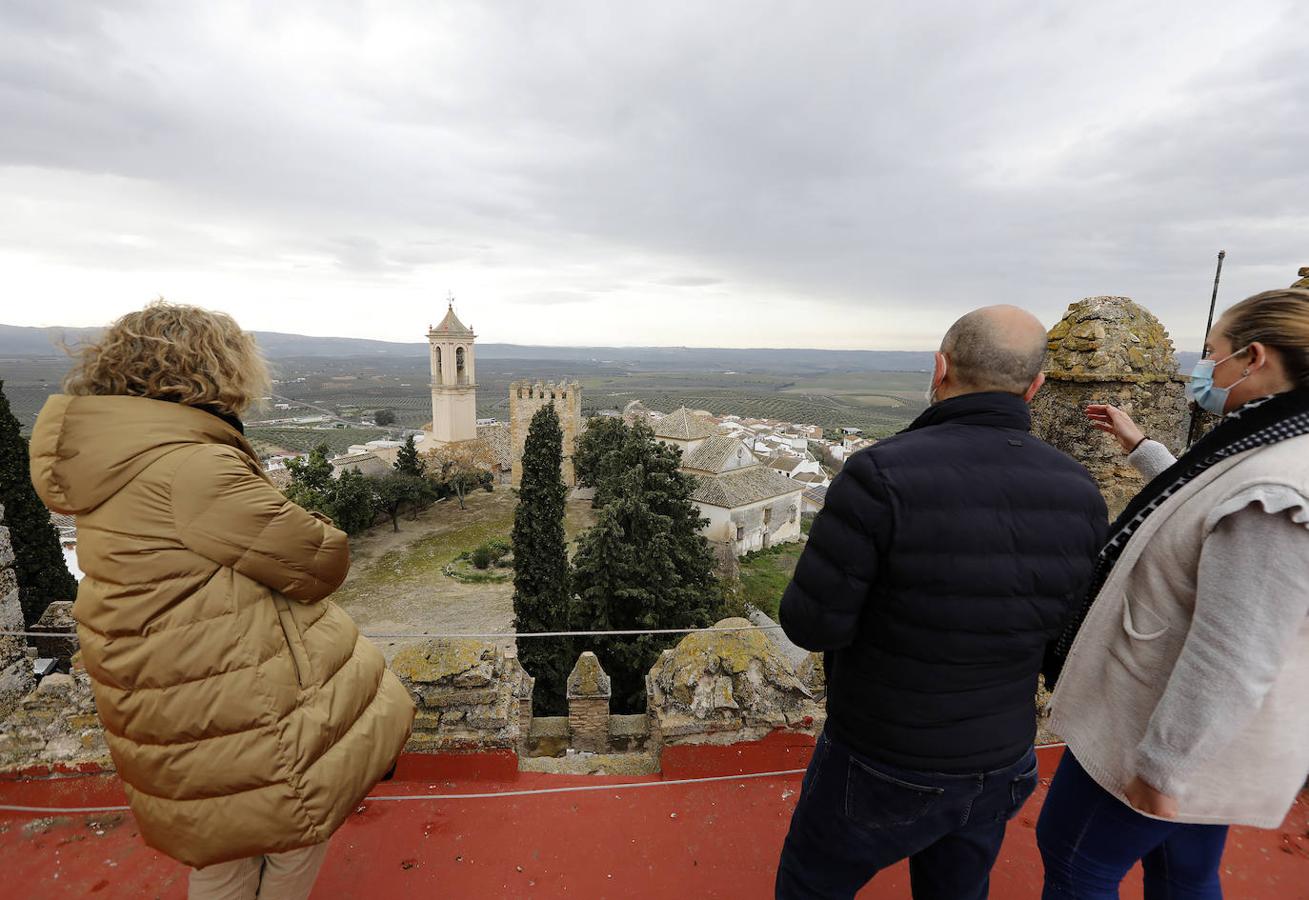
680, 434, 803, 557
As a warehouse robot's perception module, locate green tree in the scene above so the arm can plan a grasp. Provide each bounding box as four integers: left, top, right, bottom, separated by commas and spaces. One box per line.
0, 381, 78, 626
283, 444, 335, 514
394, 435, 425, 477
573, 415, 627, 493
511, 404, 573, 715
571, 426, 722, 711
325, 469, 377, 534
284, 444, 377, 535
371, 471, 430, 532
581, 419, 679, 509
373, 408, 396, 427
422, 439, 495, 510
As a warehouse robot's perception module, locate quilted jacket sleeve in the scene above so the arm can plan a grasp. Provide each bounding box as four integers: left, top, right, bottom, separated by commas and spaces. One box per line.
171, 445, 351, 603
779, 451, 891, 651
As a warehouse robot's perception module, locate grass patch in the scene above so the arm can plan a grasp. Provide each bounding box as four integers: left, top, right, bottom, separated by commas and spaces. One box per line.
738, 542, 803, 620
332, 498, 517, 604
445, 555, 513, 583
331, 492, 597, 605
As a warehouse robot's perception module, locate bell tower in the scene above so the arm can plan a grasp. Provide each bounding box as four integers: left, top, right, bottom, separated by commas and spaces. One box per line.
427, 297, 478, 444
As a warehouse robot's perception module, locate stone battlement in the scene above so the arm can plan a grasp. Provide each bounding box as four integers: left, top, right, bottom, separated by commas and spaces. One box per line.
0, 619, 822, 774
510, 380, 581, 402
509, 380, 583, 487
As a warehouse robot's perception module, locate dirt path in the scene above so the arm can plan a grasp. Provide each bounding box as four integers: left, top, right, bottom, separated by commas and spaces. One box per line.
332, 488, 595, 662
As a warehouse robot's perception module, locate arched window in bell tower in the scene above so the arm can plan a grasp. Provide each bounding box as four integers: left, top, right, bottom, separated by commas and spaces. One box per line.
456, 346, 467, 385
434, 346, 443, 386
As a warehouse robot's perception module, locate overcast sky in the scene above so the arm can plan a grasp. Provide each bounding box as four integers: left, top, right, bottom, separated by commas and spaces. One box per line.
1, 2, 1305, 350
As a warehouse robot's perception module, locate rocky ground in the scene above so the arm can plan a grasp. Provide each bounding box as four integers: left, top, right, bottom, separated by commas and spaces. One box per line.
332, 488, 596, 662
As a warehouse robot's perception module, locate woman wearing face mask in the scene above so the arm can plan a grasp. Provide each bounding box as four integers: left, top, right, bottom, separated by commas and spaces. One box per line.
1036, 288, 1309, 899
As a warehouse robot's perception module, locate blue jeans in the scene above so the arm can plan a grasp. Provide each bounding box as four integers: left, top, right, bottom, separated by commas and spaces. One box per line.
1036, 752, 1228, 899
776, 728, 1039, 899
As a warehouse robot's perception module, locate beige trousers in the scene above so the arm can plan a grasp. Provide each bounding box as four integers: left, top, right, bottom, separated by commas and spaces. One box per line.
188, 841, 330, 900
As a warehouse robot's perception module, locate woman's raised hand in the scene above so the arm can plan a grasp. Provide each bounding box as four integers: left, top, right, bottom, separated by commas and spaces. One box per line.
1085, 403, 1146, 454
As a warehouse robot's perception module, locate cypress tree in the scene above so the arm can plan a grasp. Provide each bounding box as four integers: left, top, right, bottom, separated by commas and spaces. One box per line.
394, 434, 424, 477
511, 403, 572, 715
571, 422, 720, 711
0, 381, 78, 626
573, 415, 627, 498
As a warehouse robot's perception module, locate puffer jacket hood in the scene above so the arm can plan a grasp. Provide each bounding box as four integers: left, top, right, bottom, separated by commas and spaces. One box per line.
29, 394, 415, 869
30, 394, 256, 515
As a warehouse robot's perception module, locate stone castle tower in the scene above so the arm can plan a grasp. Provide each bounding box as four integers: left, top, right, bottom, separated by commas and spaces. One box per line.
427, 302, 477, 445
510, 381, 582, 487
1030, 296, 1189, 517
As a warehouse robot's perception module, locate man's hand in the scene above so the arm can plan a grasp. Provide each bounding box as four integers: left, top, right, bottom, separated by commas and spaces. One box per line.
1124, 775, 1178, 818
1086, 404, 1146, 454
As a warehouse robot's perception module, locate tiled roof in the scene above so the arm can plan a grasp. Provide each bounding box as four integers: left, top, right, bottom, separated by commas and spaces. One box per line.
653, 407, 718, 441
802, 485, 828, 507
431, 304, 472, 335
266, 468, 294, 490
48, 512, 77, 531
767, 456, 801, 473
682, 435, 754, 474
331, 452, 390, 477
690, 466, 803, 509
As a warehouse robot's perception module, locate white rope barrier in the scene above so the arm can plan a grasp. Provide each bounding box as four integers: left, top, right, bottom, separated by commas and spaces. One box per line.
0, 623, 786, 641
0, 768, 809, 816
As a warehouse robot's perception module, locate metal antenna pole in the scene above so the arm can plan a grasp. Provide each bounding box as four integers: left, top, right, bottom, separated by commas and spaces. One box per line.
1186, 250, 1226, 448
1201, 250, 1225, 353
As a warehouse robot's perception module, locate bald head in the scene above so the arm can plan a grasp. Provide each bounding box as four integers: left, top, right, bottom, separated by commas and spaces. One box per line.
938, 305, 1048, 397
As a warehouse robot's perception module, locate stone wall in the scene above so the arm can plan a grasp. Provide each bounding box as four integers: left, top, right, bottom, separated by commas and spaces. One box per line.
646, 617, 823, 746
0, 619, 830, 774
0, 504, 35, 720
0, 663, 108, 771
566, 652, 611, 753
1031, 296, 1189, 517
509, 381, 582, 487
391, 639, 533, 753
30, 600, 78, 669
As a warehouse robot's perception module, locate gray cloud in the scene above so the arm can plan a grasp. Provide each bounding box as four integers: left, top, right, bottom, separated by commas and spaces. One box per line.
0, 0, 1305, 347
658, 276, 722, 287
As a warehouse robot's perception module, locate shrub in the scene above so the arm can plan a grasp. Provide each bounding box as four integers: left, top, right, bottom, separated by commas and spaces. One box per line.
470, 544, 495, 570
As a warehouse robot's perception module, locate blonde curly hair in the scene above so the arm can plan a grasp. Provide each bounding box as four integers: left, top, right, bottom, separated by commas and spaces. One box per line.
63, 300, 271, 418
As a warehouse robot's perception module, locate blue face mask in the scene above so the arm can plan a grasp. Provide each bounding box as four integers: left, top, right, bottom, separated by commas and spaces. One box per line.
1187, 347, 1250, 415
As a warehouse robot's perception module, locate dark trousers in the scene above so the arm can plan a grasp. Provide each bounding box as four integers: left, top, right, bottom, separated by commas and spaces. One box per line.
1036, 752, 1228, 899
776, 728, 1039, 899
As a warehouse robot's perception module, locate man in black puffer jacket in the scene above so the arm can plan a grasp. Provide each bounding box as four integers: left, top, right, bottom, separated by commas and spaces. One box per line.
776, 306, 1107, 900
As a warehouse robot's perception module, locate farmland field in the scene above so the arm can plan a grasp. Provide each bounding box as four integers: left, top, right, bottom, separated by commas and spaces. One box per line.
246, 426, 396, 456
3, 351, 929, 440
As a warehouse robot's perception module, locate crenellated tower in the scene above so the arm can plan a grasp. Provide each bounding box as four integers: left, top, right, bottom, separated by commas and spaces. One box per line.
509, 380, 582, 486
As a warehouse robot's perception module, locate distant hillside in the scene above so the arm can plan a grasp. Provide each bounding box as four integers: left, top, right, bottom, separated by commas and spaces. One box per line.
0, 323, 936, 373
0, 323, 1198, 375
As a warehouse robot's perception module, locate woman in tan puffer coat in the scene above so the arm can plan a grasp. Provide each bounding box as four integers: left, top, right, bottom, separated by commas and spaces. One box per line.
28, 301, 414, 898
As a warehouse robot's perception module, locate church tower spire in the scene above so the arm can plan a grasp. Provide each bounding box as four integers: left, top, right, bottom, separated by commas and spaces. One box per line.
427, 295, 477, 444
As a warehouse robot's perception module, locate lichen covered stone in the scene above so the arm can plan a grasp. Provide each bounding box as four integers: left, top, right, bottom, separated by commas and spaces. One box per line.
566, 651, 611, 699
391, 639, 529, 752
1032, 296, 1190, 517
646, 618, 821, 745
1044, 296, 1182, 384
392, 640, 497, 687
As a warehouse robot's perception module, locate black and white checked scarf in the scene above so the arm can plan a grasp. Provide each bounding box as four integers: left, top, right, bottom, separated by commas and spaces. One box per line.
1045, 387, 1309, 686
